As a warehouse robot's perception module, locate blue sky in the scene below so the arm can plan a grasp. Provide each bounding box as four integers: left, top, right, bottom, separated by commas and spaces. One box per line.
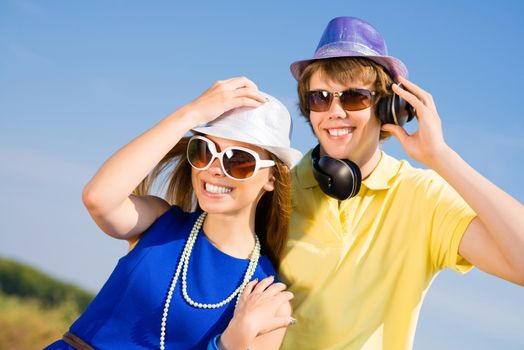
1, 1, 523, 349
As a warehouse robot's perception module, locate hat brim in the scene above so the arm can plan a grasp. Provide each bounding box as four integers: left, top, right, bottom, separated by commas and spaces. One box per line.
191, 125, 303, 169
290, 54, 408, 81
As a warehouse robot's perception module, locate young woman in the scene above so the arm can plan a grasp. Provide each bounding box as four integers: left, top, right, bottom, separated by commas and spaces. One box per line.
45, 76, 302, 349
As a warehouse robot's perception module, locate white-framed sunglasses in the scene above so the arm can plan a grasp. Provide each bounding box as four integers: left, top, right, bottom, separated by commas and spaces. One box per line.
187, 135, 275, 181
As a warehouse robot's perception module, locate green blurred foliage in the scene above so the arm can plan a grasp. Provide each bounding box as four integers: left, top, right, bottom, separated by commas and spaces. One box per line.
0, 257, 95, 349
0, 257, 94, 313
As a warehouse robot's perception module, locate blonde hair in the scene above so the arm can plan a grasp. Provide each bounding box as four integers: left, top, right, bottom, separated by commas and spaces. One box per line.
133, 136, 291, 269
297, 57, 395, 140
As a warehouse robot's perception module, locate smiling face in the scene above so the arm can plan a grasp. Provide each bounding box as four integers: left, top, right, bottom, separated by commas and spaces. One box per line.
190, 135, 275, 216
308, 69, 382, 164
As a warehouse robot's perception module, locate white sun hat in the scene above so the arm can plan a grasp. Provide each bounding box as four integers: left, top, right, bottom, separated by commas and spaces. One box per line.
192, 92, 303, 168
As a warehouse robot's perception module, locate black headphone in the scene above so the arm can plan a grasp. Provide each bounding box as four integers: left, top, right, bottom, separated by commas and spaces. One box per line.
375, 83, 416, 126
311, 84, 415, 200
311, 144, 361, 200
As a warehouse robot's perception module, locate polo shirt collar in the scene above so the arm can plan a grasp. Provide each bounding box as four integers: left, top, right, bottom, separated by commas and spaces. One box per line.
295, 149, 400, 191
361, 151, 400, 190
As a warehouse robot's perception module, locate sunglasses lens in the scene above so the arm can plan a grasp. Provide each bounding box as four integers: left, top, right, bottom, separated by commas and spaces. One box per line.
307, 91, 332, 112
187, 138, 213, 169
188, 137, 259, 180
340, 90, 372, 111
222, 149, 257, 179
307, 89, 373, 112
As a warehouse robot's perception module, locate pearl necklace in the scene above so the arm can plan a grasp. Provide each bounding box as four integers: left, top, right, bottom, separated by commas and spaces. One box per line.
160, 212, 261, 350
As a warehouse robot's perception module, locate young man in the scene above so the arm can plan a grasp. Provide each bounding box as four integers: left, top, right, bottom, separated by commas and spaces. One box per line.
278, 16, 524, 350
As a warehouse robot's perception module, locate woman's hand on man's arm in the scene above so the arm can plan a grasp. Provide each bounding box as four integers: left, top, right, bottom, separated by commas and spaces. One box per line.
219, 276, 295, 350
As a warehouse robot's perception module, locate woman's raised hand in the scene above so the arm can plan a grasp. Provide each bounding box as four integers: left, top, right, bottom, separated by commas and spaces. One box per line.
183, 76, 268, 126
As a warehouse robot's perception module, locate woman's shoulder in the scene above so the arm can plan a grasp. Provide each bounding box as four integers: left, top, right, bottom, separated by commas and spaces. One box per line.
132, 204, 202, 247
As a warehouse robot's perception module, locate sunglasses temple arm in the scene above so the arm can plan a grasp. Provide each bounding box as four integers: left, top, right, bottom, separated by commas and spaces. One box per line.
259, 160, 276, 168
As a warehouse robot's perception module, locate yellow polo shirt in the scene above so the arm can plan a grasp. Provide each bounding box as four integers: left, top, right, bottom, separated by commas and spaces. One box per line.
279, 150, 476, 350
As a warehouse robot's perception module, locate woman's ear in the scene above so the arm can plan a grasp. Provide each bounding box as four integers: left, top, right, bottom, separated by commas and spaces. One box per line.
263, 174, 276, 192
263, 170, 276, 192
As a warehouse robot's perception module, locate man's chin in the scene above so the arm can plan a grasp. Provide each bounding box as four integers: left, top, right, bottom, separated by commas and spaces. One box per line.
319, 145, 352, 160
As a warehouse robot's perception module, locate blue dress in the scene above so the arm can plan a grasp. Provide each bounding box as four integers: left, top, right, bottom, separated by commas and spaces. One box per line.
45, 205, 278, 349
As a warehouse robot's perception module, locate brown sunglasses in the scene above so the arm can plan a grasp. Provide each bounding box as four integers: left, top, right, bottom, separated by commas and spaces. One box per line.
306, 88, 376, 112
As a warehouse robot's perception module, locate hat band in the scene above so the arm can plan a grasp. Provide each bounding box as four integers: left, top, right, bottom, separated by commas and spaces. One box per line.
207, 119, 292, 149
315, 41, 383, 58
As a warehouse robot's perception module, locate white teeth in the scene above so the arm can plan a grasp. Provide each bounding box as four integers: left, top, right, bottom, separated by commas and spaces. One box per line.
328, 128, 352, 136
205, 182, 232, 194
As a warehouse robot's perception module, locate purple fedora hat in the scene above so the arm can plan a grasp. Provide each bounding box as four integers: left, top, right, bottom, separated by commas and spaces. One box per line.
290, 16, 408, 80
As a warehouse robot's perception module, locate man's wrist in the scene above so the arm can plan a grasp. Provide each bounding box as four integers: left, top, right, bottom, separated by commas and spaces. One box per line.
427, 144, 458, 173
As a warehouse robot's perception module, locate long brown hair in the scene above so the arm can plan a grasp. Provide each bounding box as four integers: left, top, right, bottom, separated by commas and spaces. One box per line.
133, 136, 291, 269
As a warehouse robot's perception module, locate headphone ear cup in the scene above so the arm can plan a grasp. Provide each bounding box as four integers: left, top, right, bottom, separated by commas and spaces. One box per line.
376, 85, 416, 126
335, 158, 361, 198
392, 94, 416, 126
311, 145, 362, 200
311, 148, 334, 195
375, 95, 394, 125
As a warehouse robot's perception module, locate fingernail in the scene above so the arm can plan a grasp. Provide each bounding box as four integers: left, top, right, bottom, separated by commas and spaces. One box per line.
253, 278, 258, 283
289, 318, 297, 325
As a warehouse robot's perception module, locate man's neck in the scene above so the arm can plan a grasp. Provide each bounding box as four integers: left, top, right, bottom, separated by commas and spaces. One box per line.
318, 145, 382, 179
358, 147, 382, 180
